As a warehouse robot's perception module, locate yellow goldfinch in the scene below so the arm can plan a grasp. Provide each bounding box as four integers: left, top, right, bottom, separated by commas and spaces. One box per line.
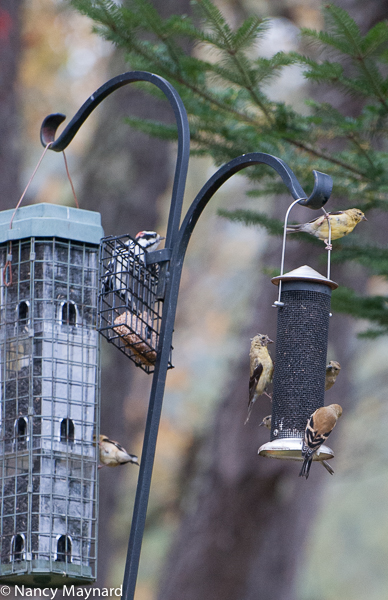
287, 208, 366, 249
260, 414, 335, 475
325, 360, 341, 391
299, 404, 342, 479
245, 334, 274, 425
94, 434, 139, 469
259, 415, 272, 429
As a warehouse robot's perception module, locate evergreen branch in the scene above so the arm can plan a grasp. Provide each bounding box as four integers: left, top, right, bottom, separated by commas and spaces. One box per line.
331, 286, 388, 327
217, 208, 284, 235
282, 137, 368, 179
330, 244, 388, 275
326, 5, 388, 111
194, 0, 273, 120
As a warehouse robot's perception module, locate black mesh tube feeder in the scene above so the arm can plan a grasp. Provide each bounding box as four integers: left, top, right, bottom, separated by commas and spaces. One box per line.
35, 71, 335, 599
258, 264, 338, 462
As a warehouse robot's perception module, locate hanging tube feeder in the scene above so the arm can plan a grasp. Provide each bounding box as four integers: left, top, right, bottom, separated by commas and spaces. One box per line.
258, 204, 338, 463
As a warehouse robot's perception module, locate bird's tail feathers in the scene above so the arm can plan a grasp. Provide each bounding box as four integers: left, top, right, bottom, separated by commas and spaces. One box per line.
244, 403, 254, 425
299, 456, 313, 479
118, 451, 139, 465
299, 444, 314, 479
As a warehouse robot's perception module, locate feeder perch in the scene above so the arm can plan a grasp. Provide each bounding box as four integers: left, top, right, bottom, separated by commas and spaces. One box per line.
98, 234, 173, 373
0, 203, 103, 585
258, 265, 338, 462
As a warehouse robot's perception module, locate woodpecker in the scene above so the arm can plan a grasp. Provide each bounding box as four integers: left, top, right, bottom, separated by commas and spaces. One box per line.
103, 230, 165, 302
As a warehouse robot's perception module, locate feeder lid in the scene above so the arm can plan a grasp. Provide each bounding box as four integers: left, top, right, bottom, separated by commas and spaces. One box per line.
258, 438, 334, 461
0, 203, 104, 245
271, 265, 338, 290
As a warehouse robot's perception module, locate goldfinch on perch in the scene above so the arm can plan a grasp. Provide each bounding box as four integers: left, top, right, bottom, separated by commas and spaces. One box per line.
260, 415, 335, 475
299, 404, 342, 479
287, 208, 366, 249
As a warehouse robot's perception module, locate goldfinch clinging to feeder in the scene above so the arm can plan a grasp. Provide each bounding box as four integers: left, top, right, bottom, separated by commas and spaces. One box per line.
259, 415, 272, 429
94, 434, 139, 469
260, 414, 335, 475
286, 208, 366, 249
299, 404, 342, 479
245, 334, 274, 425
325, 360, 341, 391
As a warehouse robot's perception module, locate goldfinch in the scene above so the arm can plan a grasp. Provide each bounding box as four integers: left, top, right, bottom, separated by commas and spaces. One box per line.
94, 434, 139, 469
259, 415, 272, 429
245, 334, 274, 424
325, 360, 341, 391
287, 208, 366, 249
299, 404, 342, 479
260, 414, 334, 475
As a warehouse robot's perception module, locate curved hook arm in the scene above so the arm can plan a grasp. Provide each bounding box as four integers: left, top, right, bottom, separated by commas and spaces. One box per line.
172, 152, 332, 267
40, 70, 190, 249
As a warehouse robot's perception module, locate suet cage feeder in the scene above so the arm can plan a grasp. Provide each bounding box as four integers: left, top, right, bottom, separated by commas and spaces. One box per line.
98, 234, 173, 374
0, 203, 103, 586
258, 262, 338, 462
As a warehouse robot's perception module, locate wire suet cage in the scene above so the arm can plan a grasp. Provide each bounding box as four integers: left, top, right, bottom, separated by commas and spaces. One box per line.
98, 234, 173, 374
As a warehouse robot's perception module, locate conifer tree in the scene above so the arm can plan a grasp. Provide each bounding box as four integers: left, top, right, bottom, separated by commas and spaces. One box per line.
71, 0, 388, 336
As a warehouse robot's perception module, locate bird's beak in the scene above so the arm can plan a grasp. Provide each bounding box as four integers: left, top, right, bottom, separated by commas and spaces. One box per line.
268, 338, 274, 344
160, 236, 166, 240
259, 420, 265, 427
362, 216, 367, 221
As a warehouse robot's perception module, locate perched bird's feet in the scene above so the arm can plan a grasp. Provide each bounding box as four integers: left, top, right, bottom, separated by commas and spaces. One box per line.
263, 391, 272, 401
324, 239, 332, 251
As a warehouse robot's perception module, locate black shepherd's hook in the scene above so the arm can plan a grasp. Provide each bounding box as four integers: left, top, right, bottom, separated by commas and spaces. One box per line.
40, 71, 190, 251
40, 71, 333, 600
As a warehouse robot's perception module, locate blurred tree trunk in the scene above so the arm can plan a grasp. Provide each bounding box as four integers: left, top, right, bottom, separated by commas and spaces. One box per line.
0, 0, 24, 208
155, 2, 388, 600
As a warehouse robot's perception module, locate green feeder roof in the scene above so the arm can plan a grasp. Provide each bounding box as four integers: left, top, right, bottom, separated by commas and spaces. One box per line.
0, 203, 104, 245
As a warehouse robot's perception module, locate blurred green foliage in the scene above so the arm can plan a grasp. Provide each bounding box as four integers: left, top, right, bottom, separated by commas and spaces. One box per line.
70, 0, 388, 335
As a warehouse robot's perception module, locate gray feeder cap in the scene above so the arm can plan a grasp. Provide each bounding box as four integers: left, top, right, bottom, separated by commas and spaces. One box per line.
258, 438, 334, 461
0, 203, 104, 245
271, 265, 338, 290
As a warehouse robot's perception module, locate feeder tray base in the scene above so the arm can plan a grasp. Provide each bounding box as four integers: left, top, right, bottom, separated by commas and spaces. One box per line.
258, 438, 334, 462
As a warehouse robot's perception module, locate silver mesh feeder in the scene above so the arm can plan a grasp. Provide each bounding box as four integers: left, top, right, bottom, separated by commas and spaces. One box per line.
0, 203, 103, 586
258, 265, 338, 462
98, 234, 173, 374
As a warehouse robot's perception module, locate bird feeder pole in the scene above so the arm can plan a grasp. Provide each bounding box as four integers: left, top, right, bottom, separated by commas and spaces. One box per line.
39, 71, 333, 600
